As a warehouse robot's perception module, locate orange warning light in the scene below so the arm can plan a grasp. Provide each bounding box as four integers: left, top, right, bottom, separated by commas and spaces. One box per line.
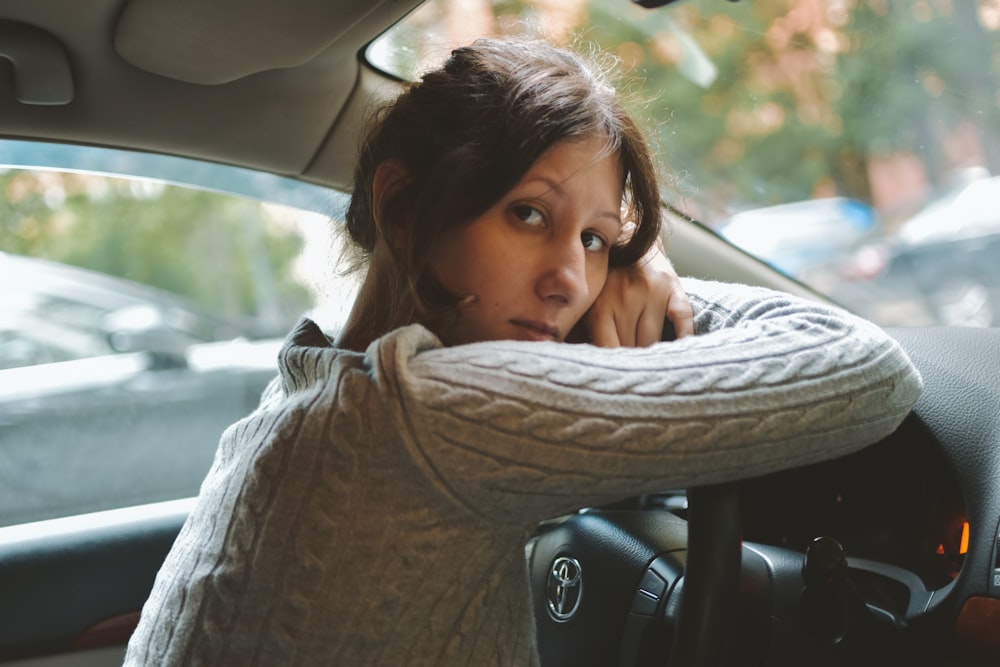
960, 521, 970, 555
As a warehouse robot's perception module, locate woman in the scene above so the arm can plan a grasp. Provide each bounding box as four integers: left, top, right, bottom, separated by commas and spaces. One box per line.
125, 38, 922, 665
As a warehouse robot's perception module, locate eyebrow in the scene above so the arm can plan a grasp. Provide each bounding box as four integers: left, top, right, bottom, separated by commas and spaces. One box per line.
523, 176, 623, 227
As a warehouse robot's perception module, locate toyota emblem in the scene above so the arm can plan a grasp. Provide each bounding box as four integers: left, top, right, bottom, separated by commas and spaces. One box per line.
546, 555, 583, 622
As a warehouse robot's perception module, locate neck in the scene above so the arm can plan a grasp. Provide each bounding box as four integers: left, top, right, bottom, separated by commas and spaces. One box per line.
338, 247, 417, 352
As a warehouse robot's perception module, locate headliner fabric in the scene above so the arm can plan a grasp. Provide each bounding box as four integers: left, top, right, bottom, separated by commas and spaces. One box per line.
113, 0, 398, 84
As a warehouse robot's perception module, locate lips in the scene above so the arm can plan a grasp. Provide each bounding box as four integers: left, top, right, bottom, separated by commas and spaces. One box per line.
509, 319, 559, 342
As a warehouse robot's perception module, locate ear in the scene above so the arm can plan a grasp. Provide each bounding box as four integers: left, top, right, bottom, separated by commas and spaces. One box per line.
372, 159, 411, 250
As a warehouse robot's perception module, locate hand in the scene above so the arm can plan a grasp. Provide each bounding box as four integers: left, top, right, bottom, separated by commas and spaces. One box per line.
584, 242, 694, 347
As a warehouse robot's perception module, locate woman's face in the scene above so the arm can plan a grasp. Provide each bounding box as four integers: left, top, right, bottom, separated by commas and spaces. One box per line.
429, 135, 624, 346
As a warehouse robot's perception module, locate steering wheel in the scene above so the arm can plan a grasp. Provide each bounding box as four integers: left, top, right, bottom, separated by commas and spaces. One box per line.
529, 483, 742, 666
668, 484, 742, 666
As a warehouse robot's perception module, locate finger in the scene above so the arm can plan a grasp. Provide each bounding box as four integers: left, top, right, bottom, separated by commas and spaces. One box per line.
586, 309, 622, 348
666, 288, 695, 338
635, 307, 665, 346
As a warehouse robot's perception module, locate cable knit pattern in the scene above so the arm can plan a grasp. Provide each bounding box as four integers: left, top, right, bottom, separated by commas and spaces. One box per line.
124, 278, 921, 666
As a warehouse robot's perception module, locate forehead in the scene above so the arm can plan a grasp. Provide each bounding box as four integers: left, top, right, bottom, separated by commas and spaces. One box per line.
526, 135, 625, 189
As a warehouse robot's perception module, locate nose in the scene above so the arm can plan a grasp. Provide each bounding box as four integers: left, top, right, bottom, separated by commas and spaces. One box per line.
535, 236, 588, 307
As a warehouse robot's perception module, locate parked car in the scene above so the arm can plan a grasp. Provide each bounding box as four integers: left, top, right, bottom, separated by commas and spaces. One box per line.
716, 197, 877, 286
849, 175, 1000, 327
717, 197, 876, 279
0, 252, 284, 526
1, 0, 999, 666
0, 252, 248, 370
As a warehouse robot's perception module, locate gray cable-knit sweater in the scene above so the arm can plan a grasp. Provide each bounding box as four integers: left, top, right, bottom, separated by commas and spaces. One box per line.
124, 278, 922, 666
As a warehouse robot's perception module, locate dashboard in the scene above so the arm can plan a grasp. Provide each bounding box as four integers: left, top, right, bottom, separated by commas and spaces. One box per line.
738, 415, 967, 590
529, 327, 1000, 666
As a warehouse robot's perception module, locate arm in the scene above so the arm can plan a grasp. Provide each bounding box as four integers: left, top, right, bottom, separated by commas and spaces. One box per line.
381, 279, 923, 523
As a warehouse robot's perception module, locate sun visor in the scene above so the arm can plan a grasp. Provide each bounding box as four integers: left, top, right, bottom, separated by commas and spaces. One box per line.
114, 0, 387, 85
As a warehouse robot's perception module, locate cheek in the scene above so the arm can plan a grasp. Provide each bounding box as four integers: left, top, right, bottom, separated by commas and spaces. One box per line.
430, 229, 505, 298
584, 261, 610, 307
428, 232, 473, 294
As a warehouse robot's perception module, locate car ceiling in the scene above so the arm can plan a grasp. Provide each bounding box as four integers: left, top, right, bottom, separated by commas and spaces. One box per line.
0, 0, 422, 190
0, 0, 821, 300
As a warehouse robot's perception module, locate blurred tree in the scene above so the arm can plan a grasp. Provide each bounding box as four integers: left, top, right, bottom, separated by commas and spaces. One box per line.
0, 169, 310, 335
594, 0, 1000, 212
475, 0, 1000, 219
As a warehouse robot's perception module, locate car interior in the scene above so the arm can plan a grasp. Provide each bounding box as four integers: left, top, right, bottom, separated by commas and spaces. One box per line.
2, 0, 999, 665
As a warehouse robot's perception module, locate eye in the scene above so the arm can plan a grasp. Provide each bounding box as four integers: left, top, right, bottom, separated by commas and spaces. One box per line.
581, 231, 608, 252
512, 204, 545, 227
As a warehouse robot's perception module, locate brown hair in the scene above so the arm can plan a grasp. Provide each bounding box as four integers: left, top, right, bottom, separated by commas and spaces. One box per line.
345, 37, 663, 331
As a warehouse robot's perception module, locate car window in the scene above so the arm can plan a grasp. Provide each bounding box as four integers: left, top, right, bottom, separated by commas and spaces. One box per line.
369, 0, 1000, 328
0, 141, 354, 527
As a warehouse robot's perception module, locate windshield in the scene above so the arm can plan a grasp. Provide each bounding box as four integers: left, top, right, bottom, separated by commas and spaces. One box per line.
369, 0, 1000, 328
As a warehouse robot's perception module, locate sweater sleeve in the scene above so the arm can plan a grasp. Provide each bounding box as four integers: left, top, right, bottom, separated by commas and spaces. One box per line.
374, 278, 923, 524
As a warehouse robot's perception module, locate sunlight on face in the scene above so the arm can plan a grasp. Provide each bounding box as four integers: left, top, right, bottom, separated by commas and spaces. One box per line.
429, 135, 624, 346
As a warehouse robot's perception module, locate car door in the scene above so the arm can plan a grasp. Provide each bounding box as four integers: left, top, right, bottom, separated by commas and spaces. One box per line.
0, 148, 343, 665
1, 345, 279, 527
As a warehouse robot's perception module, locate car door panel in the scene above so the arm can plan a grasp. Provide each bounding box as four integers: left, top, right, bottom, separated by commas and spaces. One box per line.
0, 501, 189, 663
